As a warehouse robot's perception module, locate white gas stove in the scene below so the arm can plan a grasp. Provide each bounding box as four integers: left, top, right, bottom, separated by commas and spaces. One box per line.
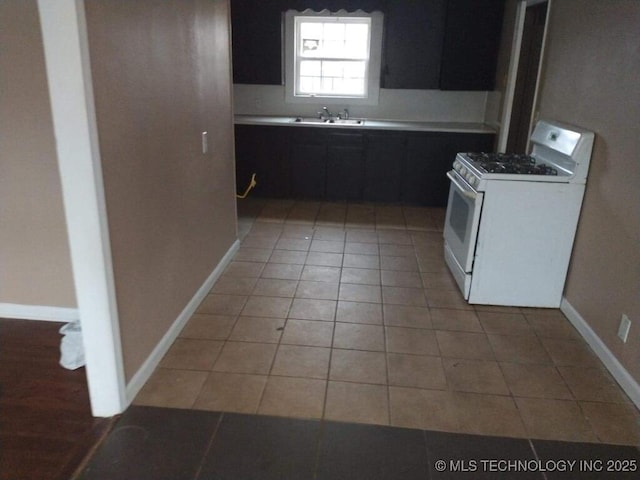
452, 121, 593, 190
443, 120, 595, 307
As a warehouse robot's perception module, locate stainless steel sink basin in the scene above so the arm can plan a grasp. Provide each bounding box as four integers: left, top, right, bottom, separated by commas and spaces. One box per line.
292, 117, 326, 124
292, 117, 365, 126
326, 118, 364, 125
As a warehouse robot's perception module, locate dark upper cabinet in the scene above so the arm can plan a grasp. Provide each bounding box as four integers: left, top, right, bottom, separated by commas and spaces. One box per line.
231, 0, 505, 90
230, 0, 386, 85
230, 0, 284, 85
439, 0, 506, 91
382, 0, 446, 89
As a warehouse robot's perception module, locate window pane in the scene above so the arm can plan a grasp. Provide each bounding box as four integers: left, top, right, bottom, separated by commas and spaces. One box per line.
321, 61, 344, 78
323, 23, 345, 42
292, 14, 378, 99
299, 19, 369, 60
345, 24, 369, 58
301, 38, 320, 55
301, 60, 365, 95
343, 61, 365, 79
299, 60, 321, 76
344, 78, 365, 95
323, 39, 344, 58
298, 76, 321, 94
300, 22, 322, 42
300, 22, 322, 56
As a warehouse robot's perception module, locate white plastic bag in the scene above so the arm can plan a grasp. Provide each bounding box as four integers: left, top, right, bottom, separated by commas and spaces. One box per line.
59, 320, 86, 370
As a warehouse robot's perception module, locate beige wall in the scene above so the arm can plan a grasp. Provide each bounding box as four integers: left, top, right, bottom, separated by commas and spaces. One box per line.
84, 0, 237, 381
536, 1, 640, 381
0, 0, 76, 308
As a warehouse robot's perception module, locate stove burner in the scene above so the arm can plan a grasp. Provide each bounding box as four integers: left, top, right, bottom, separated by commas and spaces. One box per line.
466, 152, 558, 176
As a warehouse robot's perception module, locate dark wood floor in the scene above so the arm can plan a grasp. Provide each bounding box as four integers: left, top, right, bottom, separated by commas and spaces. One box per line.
0, 318, 112, 480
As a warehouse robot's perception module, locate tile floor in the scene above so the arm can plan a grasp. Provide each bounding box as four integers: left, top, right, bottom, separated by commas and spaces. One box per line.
134, 199, 640, 446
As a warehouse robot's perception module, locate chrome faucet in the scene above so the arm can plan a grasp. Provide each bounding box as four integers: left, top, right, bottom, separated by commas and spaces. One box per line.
338, 108, 350, 120
318, 106, 332, 120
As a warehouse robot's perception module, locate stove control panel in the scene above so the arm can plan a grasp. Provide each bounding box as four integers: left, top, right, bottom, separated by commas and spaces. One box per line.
453, 159, 479, 187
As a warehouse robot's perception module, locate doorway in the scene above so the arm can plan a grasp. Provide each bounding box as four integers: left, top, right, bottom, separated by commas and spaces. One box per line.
505, 1, 548, 153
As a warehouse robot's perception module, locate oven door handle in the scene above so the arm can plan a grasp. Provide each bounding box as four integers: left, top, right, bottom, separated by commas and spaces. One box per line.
447, 171, 478, 200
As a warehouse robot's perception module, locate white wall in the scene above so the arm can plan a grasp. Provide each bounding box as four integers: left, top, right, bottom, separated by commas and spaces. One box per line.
234, 84, 490, 123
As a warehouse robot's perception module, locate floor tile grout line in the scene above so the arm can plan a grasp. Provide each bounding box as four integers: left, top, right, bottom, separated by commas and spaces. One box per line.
381, 294, 393, 427
319, 295, 339, 424
254, 284, 297, 415
318, 232, 347, 423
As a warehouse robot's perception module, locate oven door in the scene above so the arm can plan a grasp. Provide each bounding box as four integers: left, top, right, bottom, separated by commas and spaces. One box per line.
443, 170, 483, 274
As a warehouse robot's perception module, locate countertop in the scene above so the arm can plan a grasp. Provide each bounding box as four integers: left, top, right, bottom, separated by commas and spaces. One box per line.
234, 115, 496, 134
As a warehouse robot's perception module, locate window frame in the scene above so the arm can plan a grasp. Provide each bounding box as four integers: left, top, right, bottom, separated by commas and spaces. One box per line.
284, 9, 384, 106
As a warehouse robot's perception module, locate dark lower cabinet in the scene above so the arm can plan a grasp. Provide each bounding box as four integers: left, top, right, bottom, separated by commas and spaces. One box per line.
289, 129, 365, 201
234, 124, 495, 206
364, 133, 405, 203
290, 144, 326, 199
235, 125, 289, 198
403, 134, 450, 205
404, 132, 496, 206
326, 133, 365, 201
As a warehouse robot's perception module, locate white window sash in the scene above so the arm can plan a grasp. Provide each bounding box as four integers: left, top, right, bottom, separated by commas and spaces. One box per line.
284, 9, 383, 106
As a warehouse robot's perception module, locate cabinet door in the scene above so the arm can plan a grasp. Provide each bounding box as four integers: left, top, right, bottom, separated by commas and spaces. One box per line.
404, 134, 451, 206
290, 129, 327, 199
364, 133, 406, 203
439, 0, 505, 91
235, 125, 289, 198
230, 0, 283, 85
326, 132, 364, 201
382, 0, 446, 89
404, 132, 495, 207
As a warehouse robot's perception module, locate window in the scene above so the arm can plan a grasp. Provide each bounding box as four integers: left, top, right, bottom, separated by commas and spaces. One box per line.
284, 10, 383, 105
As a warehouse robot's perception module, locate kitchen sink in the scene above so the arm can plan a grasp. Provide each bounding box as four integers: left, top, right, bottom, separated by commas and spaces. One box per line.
326, 118, 364, 125
292, 117, 365, 126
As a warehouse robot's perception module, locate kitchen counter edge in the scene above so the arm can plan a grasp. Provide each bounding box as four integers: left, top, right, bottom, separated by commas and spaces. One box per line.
234, 115, 497, 134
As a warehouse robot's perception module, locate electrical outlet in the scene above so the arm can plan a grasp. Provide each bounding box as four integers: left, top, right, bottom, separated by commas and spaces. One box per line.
617, 314, 631, 343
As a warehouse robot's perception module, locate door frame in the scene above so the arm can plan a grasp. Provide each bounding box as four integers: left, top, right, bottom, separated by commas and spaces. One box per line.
497, 0, 551, 152
38, 0, 126, 417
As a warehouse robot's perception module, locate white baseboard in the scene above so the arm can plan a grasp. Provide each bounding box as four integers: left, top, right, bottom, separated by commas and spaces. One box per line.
125, 239, 240, 403
561, 297, 640, 409
0, 303, 79, 322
